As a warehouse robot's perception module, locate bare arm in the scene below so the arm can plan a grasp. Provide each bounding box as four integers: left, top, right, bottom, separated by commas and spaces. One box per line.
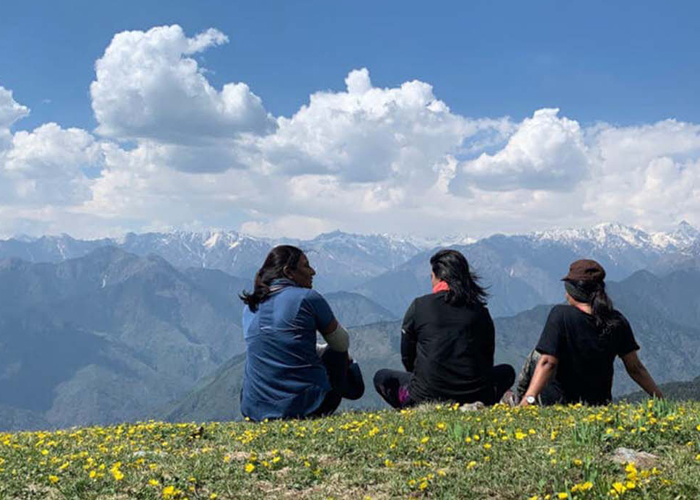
319, 318, 350, 352
519, 354, 559, 406
621, 351, 663, 399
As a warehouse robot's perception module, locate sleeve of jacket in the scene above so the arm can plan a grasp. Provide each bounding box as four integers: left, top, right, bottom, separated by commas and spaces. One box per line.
401, 299, 418, 372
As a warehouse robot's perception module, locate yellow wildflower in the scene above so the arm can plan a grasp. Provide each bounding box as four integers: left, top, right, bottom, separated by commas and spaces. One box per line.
611, 482, 626, 494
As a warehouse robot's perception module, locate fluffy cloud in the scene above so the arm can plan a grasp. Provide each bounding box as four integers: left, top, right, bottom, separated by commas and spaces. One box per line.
257, 68, 489, 185
0, 86, 28, 128
583, 120, 700, 229
1, 123, 102, 206
0, 88, 105, 236
0, 85, 29, 151
450, 108, 590, 194
90, 25, 275, 146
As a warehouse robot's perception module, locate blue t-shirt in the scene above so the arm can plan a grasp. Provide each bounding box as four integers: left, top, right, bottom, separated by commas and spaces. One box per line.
240, 279, 336, 421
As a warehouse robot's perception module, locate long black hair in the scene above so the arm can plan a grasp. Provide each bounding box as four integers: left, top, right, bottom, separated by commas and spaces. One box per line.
240, 245, 305, 312
430, 249, 488, 307
565, 280, 622, 335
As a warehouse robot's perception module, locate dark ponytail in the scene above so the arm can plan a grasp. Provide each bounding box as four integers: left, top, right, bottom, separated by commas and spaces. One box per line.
240, 245, 304, 312
430, 249, 488, 307
566, 280, 621, 335
589, 283, 622, 335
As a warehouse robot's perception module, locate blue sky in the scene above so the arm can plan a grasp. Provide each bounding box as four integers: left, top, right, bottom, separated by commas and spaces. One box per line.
2, 0, 698, 132
0, 1, 699, 239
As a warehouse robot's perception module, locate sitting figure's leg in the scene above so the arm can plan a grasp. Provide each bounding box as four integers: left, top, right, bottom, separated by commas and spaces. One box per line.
491, 364, 516, 404
515, 349, 564, 405
318, 345, 365, 403
373, 369, 413, 409
515, 350, 541, 402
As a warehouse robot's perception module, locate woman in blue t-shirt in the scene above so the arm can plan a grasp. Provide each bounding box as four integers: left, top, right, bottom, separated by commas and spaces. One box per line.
239, 245, 364, 421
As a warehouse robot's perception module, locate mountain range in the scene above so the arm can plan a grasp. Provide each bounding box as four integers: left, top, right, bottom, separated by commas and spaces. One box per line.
0, 230, 424, 293
355, 222, 700, 317
3, 222, 700, 304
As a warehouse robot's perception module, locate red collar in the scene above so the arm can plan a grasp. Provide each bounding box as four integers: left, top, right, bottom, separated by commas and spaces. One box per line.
432, 281, 450, 293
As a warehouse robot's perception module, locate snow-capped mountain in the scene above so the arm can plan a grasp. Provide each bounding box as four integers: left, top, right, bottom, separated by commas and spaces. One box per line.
0, 230, 426, 292
532, 221, 699, 254
354, 221, 700, 318
2, 221, 699, 300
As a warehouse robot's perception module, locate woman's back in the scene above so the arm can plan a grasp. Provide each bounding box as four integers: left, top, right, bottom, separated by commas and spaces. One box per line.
536, 304, 638, 405
406, 291, 495, 403
241, 283, 332, 421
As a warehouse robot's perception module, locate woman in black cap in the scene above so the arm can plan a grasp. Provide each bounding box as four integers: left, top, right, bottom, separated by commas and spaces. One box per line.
374, 249, 515, 409
516, 259, 663, 406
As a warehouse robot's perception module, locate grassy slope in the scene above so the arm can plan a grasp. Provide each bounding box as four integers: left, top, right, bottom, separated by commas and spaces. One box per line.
1, 400, 700, 500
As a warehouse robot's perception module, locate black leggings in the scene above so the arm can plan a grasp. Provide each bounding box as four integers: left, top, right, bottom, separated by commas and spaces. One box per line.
308, 348, 365, 417
373, 364, 516, 409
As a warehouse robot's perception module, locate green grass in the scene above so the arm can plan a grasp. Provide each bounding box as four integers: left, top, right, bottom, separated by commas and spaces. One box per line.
2, 400, 700, 499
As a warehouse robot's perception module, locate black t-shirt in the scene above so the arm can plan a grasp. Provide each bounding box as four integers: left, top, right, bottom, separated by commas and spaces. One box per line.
401, 292, 495, 404
535, 304, 639, 405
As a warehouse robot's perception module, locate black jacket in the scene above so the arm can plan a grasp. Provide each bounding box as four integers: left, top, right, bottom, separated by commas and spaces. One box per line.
401, 291, 495, 404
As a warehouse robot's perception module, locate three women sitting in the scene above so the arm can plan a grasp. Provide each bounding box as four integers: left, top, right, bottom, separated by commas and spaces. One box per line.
240, 246, 662, 421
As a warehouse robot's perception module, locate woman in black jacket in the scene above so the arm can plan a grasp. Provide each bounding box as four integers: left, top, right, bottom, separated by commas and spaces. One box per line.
374, 249, 515, 408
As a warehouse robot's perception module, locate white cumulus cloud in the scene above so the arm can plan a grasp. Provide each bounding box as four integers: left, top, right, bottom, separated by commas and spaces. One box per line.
90, 25, 275, 148
257, 68, 485, 186
2, 123, 103, 206
0, 85, 30, 151
451, 108, 590, 194
583, 120, 700, 229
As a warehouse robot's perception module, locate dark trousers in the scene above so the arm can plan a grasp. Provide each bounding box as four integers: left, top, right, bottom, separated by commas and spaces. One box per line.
308, 348, 365, 417
374, 364, 516, 409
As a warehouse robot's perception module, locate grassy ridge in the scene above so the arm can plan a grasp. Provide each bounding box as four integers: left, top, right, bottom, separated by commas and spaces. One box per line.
1, 400, 700, 499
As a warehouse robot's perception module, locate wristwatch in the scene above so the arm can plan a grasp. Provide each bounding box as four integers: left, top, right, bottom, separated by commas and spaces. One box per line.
525, 395, 536, 405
